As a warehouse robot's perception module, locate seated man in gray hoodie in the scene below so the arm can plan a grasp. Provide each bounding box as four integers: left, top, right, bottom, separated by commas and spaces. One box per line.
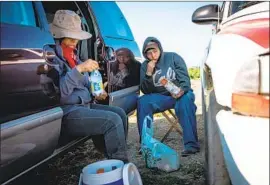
46, 10, 128, 162
137, 37, 200, 157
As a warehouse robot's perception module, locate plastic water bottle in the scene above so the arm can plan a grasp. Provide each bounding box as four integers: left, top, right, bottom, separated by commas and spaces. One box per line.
90, 70, 104, 96
159, 77, 181, 96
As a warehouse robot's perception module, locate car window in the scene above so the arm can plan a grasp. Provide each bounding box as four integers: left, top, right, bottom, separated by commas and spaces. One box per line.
0, 1, 36, 27
230, 1, 263, 16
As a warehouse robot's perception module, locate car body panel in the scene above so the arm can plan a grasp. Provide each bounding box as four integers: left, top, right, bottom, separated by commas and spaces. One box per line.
0, 20, 57, 121
216, 110, 269, 185
198, 1, 269, 185
205, 32, 265, 108
109, 85, 139, 114
0, 7, 62, 182
0, 107, 63, 183
206, 5, 269, 108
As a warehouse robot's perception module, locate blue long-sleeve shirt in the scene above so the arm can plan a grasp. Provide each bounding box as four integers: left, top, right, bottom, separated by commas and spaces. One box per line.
52, 43, 92, 114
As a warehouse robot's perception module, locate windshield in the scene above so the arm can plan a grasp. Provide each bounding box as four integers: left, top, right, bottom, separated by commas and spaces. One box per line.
230, 1, 263, 15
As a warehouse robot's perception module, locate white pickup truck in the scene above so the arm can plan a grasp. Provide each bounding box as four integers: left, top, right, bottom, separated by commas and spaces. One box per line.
192, 1, 269, 185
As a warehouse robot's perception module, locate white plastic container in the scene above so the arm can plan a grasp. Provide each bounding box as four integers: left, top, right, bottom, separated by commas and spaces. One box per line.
78, 160, 143, 185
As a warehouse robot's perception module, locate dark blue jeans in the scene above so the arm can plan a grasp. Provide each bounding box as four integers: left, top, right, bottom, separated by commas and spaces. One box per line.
137, 90, 200, 150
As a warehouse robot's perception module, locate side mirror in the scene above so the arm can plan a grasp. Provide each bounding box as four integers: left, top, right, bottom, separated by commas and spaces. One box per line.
43, 44, 56, 64
192, 4, 221, 25
104, 46, 115, 62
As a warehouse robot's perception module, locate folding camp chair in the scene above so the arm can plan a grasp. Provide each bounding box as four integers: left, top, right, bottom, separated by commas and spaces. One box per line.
158, 109, 182, 143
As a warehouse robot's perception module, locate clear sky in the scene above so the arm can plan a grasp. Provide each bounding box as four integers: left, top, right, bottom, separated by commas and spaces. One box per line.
117, 2, 222, 67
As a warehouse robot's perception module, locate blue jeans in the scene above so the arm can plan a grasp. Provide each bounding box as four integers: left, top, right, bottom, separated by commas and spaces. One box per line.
62, 103, 128, 161
137, 90, 200, 150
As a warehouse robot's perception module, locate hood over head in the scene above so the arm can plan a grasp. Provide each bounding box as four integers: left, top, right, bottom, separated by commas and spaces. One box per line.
142, 37, 163, 60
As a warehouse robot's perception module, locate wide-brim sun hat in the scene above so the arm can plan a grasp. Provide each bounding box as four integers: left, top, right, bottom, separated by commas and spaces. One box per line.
50, 10, 92, 40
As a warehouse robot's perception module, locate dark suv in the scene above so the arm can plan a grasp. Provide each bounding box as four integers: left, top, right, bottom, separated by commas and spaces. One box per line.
0, 1, 141, 184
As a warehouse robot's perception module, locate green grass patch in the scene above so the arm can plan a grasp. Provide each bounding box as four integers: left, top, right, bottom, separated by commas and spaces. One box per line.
188, 67, 200, 80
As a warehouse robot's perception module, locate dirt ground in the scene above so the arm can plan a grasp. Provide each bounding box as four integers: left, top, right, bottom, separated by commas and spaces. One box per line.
10, 80, 205, 185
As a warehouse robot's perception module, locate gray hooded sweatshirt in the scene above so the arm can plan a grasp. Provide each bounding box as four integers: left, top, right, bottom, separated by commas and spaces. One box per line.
140, 37, 191, 95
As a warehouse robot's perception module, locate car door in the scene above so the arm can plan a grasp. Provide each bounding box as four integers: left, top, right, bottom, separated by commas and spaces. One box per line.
88, 2, 142, 114
0, 2, 63, 184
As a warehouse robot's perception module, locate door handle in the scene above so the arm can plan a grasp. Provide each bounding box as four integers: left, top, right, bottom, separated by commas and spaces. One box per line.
43, 44, 56, 64
6, 53, 22, 58
0, 53, 23, 60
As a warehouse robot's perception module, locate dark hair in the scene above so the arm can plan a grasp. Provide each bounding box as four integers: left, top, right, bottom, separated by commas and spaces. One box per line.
110, 48, 136, 75
109, 48, 141, 89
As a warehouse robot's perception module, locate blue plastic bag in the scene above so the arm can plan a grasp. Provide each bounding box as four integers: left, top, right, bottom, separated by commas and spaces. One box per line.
141, 116, 180, 172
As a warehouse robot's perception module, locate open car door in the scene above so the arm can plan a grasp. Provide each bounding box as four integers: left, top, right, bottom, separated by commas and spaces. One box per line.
88, 2, 142, 115
106, 50, 141, 115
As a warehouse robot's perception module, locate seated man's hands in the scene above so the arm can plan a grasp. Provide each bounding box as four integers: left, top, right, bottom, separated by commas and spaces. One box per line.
76, 59, 99, 73
146, 60, 157, 76
95, 91, 108, 101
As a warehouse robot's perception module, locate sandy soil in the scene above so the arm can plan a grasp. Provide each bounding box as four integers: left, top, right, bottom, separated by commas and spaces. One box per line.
10, 80, 205, 185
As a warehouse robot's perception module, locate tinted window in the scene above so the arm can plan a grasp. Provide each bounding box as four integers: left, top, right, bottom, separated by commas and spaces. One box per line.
0, 1, 36, 27
230, 1, 262, 16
